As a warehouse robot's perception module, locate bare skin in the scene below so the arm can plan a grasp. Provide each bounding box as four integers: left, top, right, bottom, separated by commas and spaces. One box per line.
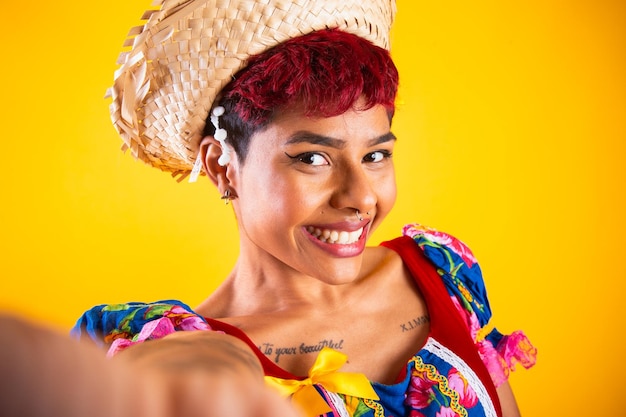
196, 245, 429, 384
0, 102, 522, 416
0, 314, 303, 417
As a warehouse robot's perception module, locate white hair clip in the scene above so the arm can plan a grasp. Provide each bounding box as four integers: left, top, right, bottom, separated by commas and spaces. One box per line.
210, 106, 231, 166
188, 105, 231, 183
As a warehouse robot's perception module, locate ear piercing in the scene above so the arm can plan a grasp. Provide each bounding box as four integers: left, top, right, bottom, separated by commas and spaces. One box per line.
221, 189, 236, 204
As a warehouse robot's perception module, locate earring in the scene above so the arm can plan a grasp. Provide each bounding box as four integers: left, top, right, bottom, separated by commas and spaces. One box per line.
220, 189, 235, 204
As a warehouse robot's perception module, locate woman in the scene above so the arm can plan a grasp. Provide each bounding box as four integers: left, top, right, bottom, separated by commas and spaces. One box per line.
3, 0, 536, 416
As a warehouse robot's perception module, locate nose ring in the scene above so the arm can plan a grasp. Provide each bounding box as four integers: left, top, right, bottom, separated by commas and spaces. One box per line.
355, 210, 370, 221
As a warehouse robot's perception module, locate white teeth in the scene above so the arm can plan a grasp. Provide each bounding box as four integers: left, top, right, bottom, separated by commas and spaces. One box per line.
307, 226, 363, 245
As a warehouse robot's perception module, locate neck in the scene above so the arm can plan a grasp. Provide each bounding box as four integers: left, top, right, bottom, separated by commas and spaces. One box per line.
205, 246, 375, 318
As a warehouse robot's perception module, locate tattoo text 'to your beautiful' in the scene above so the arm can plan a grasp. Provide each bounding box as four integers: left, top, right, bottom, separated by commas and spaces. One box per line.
258, 339, 344, 363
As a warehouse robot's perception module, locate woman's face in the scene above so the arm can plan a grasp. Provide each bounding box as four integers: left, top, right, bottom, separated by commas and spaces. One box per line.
227, 101, 397, 284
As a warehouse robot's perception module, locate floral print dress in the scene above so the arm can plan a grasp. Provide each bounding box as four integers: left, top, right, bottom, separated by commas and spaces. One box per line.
72, 224, 536, 417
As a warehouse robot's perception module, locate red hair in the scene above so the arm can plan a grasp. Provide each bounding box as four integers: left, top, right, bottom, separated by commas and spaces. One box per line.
205, 29, 399, 161
224, 28, 398, 124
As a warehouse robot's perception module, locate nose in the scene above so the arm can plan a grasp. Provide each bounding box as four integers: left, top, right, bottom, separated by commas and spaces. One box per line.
329, 162, 377, 215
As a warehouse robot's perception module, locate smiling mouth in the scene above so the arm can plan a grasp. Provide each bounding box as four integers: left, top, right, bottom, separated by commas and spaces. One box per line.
306, 226, 364, 245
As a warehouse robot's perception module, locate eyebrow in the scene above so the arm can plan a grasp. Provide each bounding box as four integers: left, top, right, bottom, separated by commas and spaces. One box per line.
285, 131, 397, 148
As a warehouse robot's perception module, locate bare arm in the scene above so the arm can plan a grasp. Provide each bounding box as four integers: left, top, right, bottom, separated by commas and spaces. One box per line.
0, 314, 132, 417
116, 330, 289, 416
0, 314, 302, 417
497, 380, 522, 417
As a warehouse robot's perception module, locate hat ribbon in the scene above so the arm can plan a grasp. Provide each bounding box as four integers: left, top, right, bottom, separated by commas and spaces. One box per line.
264, 347, 379, 417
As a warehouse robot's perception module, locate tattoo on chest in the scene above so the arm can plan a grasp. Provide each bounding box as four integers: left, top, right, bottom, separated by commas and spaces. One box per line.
400, 315, 430, 333
258, 339, 345, 363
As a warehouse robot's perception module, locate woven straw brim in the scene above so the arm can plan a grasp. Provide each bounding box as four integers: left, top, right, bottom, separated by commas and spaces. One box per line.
108, 0, 396, 181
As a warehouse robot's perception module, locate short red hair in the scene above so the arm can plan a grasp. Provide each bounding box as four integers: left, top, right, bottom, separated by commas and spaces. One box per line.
205, 28, 399, 160
225, 28, 398, 124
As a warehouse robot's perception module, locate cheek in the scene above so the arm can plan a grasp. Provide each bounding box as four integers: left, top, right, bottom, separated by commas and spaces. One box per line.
378, 169, 398, 208
367, 173, 396, 235
237, 167, 304, 229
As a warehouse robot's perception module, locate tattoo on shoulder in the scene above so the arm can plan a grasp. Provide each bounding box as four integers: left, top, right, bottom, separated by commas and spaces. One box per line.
400, 315, 430, 333
258, 339, 345, 364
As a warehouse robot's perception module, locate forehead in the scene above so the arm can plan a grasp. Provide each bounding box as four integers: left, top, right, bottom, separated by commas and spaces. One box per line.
255, 104, 393, 147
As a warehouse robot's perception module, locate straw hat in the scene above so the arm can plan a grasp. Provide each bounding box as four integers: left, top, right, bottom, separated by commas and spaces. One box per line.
108, 0, 397, 180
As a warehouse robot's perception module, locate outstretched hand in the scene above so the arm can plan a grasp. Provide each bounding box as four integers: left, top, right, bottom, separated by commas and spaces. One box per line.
0, 314, 303, 417
118, 330, 304, 417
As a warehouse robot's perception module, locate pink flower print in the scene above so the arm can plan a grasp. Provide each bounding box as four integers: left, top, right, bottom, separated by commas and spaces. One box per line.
435, 406, 458, 417
447, 368, 478, 409
107, 307, 214, 357
424, 230, 477, 268
406, 370, 438, 409
409, 411, 428, 417
497, 330, 538, 371
164, 306, 211, 331
107, 316, 176, 356
403, 224, 477, 268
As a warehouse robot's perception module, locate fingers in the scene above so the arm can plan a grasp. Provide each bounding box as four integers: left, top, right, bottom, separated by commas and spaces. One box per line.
117, 331, 298, 417
255, 386, 306, 417
118, 330, 264, 379
134, 367, 303, 417
0, 315, 305, 417
0, 314, 134, 417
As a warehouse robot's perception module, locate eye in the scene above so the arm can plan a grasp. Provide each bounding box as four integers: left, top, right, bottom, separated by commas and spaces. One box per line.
284, 152, 328, 166
363, 150, 392, 163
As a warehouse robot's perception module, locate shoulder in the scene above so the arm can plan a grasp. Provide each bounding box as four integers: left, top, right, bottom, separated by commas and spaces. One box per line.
400, 224, 538, 386
71, 300, 214, 355
402, 223, 478, 269
400, 224, 492, 327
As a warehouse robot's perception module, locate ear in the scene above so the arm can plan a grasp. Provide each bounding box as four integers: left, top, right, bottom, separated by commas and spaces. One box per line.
199, 136, 230, 189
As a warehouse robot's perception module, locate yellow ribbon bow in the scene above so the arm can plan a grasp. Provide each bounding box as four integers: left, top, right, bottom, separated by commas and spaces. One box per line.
264, 347, 379, 417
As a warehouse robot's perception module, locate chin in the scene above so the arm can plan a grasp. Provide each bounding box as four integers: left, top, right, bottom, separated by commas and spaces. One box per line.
306, 257, 366, 286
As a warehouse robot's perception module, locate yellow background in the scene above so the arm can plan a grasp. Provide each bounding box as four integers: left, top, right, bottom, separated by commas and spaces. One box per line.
1, 1, 624, 415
